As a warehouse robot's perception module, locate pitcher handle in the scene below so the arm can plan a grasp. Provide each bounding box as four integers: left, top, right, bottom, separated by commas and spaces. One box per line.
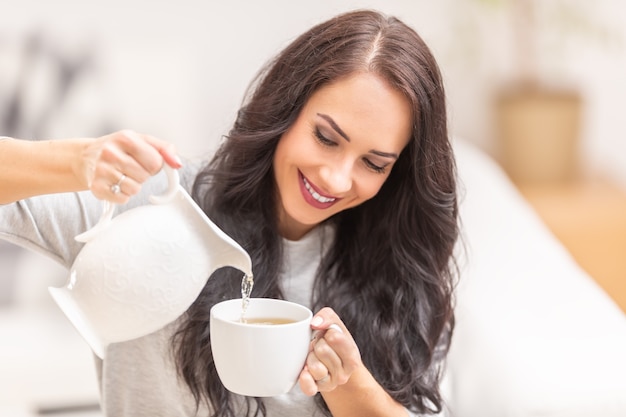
75, 165, 180, 243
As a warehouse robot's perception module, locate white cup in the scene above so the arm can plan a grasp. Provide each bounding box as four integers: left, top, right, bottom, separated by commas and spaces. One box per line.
210, 298, 312, 397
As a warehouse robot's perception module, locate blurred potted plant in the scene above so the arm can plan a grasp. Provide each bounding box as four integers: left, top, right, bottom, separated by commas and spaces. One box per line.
471, 0, 613, 184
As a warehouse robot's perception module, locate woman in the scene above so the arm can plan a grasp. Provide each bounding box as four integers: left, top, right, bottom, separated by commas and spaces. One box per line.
0, 9, 458, 417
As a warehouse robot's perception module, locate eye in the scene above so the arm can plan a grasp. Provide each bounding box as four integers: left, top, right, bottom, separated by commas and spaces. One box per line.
314, 128, 337, 147
363, 158, 387, 174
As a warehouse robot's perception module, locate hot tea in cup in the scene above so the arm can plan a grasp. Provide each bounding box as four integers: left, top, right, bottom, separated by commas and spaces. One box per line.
210, 298, 312, 397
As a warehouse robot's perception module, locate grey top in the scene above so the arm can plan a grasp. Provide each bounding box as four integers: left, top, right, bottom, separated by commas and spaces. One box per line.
0, 164, 418, 416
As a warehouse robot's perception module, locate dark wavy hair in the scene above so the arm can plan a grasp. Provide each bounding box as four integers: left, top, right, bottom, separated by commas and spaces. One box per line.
172, 9, 458, 417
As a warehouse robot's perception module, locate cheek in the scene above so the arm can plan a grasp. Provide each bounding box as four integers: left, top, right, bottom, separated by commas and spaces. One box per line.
353, 176, 388, 203
272, 144, 285, 182
274, 133, 299, 174
276, 126, 311, 164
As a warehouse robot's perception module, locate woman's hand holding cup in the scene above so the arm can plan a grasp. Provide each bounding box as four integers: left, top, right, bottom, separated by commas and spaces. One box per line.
299, 307, 362, 396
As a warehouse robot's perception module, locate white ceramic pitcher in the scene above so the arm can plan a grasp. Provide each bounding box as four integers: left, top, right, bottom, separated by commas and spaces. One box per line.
49, 166, 252, 358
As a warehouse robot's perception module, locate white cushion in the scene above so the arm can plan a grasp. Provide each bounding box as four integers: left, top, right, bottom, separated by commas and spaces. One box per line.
445, 139, 626, 417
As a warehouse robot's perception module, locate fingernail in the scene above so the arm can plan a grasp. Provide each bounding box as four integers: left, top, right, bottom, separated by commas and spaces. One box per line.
311, 316, 323, 327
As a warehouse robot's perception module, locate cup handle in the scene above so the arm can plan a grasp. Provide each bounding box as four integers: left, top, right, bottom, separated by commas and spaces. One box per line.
75, 165, 180, 243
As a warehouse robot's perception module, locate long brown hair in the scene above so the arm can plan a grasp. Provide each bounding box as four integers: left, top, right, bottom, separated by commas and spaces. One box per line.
173, 9, 458, 417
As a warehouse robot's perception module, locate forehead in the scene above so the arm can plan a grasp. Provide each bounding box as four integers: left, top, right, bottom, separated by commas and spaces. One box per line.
304, 73, 413, 149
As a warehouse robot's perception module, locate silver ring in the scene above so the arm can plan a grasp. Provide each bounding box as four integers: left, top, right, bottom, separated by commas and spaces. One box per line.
110, 174, 126, 195
327, 324, 343, 333
316, 374, 330, 384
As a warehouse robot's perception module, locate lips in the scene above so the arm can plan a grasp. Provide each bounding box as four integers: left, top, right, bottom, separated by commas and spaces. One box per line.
299, 171, 338, 209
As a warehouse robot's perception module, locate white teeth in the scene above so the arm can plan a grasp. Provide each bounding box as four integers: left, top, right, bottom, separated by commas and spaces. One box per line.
303, 177, 336, 203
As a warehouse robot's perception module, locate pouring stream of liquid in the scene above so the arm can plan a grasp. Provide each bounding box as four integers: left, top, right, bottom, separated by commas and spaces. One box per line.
240, 274, 254, 322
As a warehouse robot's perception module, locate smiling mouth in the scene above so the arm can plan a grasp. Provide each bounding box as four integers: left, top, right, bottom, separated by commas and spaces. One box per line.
302, 176, 336, 204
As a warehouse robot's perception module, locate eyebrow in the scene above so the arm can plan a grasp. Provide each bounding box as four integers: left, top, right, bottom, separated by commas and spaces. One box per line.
370, 149, 399, 160
317, 113, 350, 142
317, 113, 399, 160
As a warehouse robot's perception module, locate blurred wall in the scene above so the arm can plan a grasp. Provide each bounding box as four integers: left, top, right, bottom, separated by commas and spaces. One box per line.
0, 0, 450, 160
1, 0, 624, 181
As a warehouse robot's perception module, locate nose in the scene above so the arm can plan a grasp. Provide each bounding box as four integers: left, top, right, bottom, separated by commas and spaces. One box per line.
319, 158, 353, 195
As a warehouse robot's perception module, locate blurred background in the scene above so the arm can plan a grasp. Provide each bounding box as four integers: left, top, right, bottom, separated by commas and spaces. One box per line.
1, 0, 624, 415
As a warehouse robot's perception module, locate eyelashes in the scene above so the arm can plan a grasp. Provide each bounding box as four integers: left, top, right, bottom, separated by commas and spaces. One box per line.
314, 128, 335, 147
364, 159, 386, 173
313, 127, 387, 174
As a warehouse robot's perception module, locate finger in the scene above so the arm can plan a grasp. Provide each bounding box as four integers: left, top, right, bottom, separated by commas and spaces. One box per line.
310, 308, 348, 333
321, 326, 362, 379
89, 147, 143, 200
98, 144, 154, 186
310, 319, 350, 359
110, 173, 141, 197
141, 133, 182, 169
158, 144, 182, 169
327, 323, 343, 333
310, 313, 357, 363
305, 348, 332, 383
100, 130, 182, 192
108, 130, 165, 177
90, 171, 131, 204
298, 367, 319, 397
312, 337, 343, 382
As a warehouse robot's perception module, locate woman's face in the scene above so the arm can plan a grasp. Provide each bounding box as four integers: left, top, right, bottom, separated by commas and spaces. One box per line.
273, 72, 412, 240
